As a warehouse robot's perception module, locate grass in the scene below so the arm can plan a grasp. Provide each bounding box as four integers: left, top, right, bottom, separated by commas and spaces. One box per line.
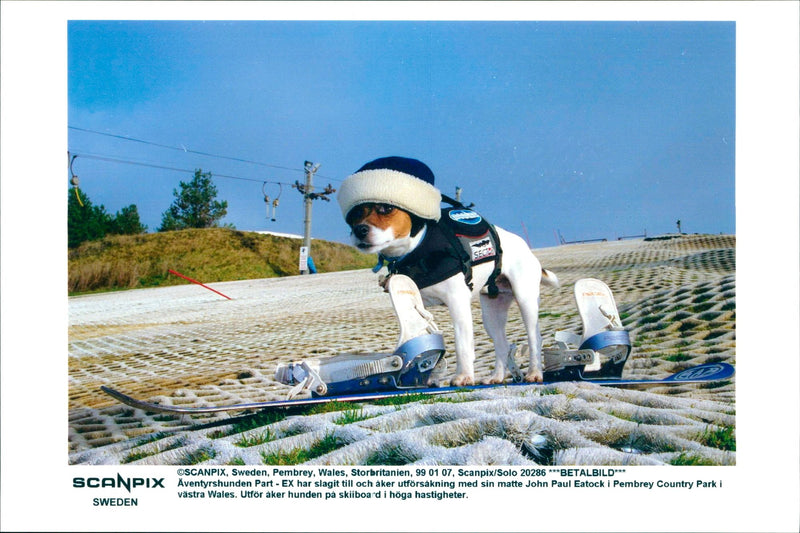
365, 444, 419, 465
235, 428, 277, 448
690, 302, 716, 313
538, 387, 562, 396
121, 449, 152, 464
369, 390, 476, 408
638, 314, 664, 325
132, 431, 171, 447
260, 432, 346, 465
305, 401, 363, 415
121, 435, 186, 464
372, 392, 432, 406
691, 291, 714, 302
669, 452, 716, 466
333, 408, 374, 425
698, 425, 735, 451
607, 409, 638, 422
68, 228, 376, 294
539, 312, 563, 319
664, 353, 693, 362
183, 446, 217, 464
701, 380, 732, 390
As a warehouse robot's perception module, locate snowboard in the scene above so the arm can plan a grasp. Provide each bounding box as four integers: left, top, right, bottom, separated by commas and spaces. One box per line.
100, 362, 734, 415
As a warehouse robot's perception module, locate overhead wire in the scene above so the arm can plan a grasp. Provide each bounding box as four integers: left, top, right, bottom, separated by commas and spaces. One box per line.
68, 125, 342, 182
69, 151, 295, 187
68, 127, 340, 226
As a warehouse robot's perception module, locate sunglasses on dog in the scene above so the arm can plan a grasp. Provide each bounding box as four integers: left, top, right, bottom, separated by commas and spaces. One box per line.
345, 203, 396, 225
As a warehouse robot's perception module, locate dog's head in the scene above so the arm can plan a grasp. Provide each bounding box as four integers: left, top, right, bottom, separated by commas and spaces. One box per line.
338, 157, 442, 256
345, 202, 427, 256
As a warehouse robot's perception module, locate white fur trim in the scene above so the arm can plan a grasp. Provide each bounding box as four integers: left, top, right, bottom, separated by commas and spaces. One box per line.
337, 168, 442, 221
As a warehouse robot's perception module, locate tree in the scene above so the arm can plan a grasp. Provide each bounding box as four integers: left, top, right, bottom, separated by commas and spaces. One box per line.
158, 169, 228, 231
108, 204, 147, 236
68, 187, 110, 248
68, 188, 147, 248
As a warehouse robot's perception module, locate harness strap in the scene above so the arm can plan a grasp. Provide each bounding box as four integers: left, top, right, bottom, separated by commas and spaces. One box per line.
436, 213, 504, 297
485, 223, 503, 297
440, 195, 503, 297
437, 222, 475, 290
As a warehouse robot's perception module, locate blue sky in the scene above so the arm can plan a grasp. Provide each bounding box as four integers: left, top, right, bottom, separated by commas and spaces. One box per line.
68, 20, 735, 247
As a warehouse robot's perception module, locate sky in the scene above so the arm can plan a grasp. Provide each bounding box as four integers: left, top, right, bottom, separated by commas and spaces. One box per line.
67, 20, 735, 247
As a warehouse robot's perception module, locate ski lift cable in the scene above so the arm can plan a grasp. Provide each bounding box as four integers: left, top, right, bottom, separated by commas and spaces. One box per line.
68, 125, 342, 182
71, 151, 293, 187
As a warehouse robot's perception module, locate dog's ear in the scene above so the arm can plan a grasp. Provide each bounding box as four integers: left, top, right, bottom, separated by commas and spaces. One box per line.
409, 213, 427, 237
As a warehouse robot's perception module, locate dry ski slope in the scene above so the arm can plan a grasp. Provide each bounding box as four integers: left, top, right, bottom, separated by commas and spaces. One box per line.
69, 234, 735, 466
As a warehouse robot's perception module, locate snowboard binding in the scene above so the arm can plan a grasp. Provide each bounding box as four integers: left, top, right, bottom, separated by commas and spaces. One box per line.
542, 278, 631, 381
274, 275, 445, 398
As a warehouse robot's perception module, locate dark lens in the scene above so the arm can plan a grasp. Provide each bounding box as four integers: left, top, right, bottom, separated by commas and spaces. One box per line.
346, 204, 371, 225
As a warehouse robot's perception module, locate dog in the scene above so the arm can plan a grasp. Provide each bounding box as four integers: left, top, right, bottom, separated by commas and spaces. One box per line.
344, 200, 559, 386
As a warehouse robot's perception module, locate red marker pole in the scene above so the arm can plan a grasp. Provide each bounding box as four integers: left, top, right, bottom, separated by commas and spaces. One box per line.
168, 269, 232, 300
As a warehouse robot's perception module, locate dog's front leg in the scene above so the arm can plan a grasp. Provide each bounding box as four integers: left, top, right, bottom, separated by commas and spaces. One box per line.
449, 302, 477, 386
431, 283, 476, 386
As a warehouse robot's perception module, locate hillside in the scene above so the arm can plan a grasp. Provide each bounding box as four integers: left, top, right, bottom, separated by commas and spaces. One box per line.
68, 228, 376, 294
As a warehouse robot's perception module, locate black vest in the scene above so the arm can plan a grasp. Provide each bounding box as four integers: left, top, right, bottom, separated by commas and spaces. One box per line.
380, 207, 503, 295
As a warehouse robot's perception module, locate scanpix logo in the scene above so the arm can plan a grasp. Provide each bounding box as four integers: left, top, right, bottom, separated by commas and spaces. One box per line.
73, 474, 165, 493
449, 209, 482, 225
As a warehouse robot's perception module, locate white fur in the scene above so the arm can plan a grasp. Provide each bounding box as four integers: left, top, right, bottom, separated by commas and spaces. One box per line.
352, 218, 558, 386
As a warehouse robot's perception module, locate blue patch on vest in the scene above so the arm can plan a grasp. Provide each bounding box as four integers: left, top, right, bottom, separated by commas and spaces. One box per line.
448, 209, 482, 225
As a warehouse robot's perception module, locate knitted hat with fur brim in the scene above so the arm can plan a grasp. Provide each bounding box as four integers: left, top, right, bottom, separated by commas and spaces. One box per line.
337, 156, 442, 222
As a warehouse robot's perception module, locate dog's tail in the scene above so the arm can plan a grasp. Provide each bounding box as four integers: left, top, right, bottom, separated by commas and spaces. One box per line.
541, 268, 560, 289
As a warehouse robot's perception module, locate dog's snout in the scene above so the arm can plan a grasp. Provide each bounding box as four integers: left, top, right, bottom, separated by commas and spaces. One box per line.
353, 224, 370, 240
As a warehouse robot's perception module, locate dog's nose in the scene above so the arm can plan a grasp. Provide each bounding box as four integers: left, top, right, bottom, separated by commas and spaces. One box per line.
353, 224, 370, 240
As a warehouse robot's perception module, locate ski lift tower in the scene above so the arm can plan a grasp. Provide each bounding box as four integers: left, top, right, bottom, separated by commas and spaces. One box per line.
294, 161, 334, 275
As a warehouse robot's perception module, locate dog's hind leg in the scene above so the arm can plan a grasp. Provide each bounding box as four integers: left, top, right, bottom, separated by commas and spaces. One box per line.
519, 299, 544, 383
512, 287, 544, 382
496, 229, 547, 382
501, 279, 544, 383
480, 291, 515, 384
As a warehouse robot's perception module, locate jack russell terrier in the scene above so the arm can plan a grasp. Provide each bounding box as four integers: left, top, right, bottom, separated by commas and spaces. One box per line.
338, 156, 558, 386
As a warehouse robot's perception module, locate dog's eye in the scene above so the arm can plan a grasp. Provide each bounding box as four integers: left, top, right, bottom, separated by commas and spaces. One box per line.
375, 204, 395, 215
346, 205, 368, 225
